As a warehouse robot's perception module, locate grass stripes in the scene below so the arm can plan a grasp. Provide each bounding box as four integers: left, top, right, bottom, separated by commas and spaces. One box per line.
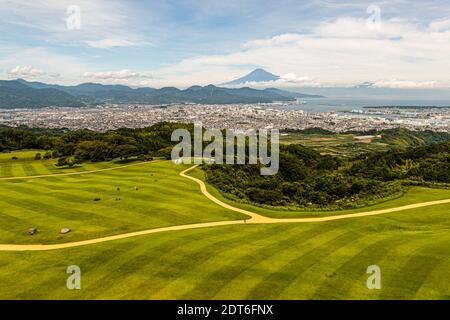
0, 206, 448, 299
0, 151, 448, 299
0, 158, 245, 244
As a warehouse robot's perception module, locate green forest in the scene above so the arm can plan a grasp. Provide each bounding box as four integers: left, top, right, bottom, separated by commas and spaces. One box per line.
0, 123, 193, 164
203, 129, 450, 209
1, 124, 449, 209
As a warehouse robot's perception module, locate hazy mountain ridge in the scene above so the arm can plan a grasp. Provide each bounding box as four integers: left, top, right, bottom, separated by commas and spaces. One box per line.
263, 87, 324, 98
0, 79, 306, 108
0, 80, 85, 108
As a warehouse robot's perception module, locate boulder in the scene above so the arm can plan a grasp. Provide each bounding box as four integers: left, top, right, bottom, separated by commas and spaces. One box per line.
60, 228, 71, 234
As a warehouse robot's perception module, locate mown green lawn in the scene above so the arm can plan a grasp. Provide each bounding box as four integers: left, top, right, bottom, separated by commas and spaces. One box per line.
0, 155, 245, 244
0, 150, 148, 178
0, 152, 449, 299
0, 204, 448, 299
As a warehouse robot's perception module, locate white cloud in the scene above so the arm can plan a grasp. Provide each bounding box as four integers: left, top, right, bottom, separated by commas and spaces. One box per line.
7, 65, 46, 78
243, 34, 303, 49
372, 79, 441, 89
313, 17, 418, 39
223, 73, 320, 89
429, 18, 450, 31
0, 0, 152, 49
84, 38, 140, 49
280, 73, 311, 83
2, 5, 450, 89
0, 47, 88, 84
147, 17, 450, 88
83, 69, 152, 83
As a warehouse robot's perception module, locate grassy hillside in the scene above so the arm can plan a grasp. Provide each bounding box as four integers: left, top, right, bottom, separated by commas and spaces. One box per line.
0, 150, 144, 178
1, 150, 449, 242
280, 132, 388, 157
280, 128, 450, 157
0, 155, 245, 244
380, 128, 450, 148
0, 150, 449, 299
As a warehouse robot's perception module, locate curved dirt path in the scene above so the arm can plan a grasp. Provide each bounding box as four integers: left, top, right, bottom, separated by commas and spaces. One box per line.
179, 165, 450, 224
0, 164, 449, 251
0, 220, 243, 252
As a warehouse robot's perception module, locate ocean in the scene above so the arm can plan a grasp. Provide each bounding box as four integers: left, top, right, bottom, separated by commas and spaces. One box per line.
274, 87, 450, 112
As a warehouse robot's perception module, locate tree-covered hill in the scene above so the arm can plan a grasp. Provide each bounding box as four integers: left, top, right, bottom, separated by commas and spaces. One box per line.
379, 128, 450, 148
1, 124, 448, 209
349, 141, 450, 183
0, 82, 85, 108
203, 140, 450, 209
0, 79, 299, 108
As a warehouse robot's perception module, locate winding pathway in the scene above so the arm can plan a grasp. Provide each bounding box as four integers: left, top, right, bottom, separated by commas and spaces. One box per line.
0, 164, 449, 252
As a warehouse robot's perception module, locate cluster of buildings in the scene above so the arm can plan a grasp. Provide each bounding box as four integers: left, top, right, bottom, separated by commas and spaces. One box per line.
0, 104, 448, 133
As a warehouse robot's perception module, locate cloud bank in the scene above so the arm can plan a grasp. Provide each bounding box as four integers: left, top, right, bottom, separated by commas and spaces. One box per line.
1, 1, 450, 89
146, 17, 450, 88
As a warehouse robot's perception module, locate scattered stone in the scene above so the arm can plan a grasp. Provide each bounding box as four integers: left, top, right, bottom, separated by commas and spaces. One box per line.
116, 187, 121, 191
134, 186, 139, 191
94, 197, 101, 201
28, 227, 37, 235
116, 197, 121, 201
60, 228, 71, 234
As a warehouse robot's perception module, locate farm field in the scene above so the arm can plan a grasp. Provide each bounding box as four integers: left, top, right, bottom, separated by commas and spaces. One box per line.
280, 133, 388, 157
0, 151, 449, 299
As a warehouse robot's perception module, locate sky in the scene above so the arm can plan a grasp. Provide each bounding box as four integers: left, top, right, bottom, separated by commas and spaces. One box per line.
1, 0, 450, 89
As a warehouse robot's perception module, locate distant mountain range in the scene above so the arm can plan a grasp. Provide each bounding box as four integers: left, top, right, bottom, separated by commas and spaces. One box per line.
0, 78, 323, 108
0, 80, 84, 108
354, 81, 376, 89
262, 87, 324, 99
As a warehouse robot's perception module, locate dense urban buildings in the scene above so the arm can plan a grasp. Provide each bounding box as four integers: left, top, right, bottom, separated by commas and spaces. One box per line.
0, 103, 448, 132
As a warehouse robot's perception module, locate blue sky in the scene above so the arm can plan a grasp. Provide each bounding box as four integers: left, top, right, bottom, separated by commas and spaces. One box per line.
1, 0, 450, 88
